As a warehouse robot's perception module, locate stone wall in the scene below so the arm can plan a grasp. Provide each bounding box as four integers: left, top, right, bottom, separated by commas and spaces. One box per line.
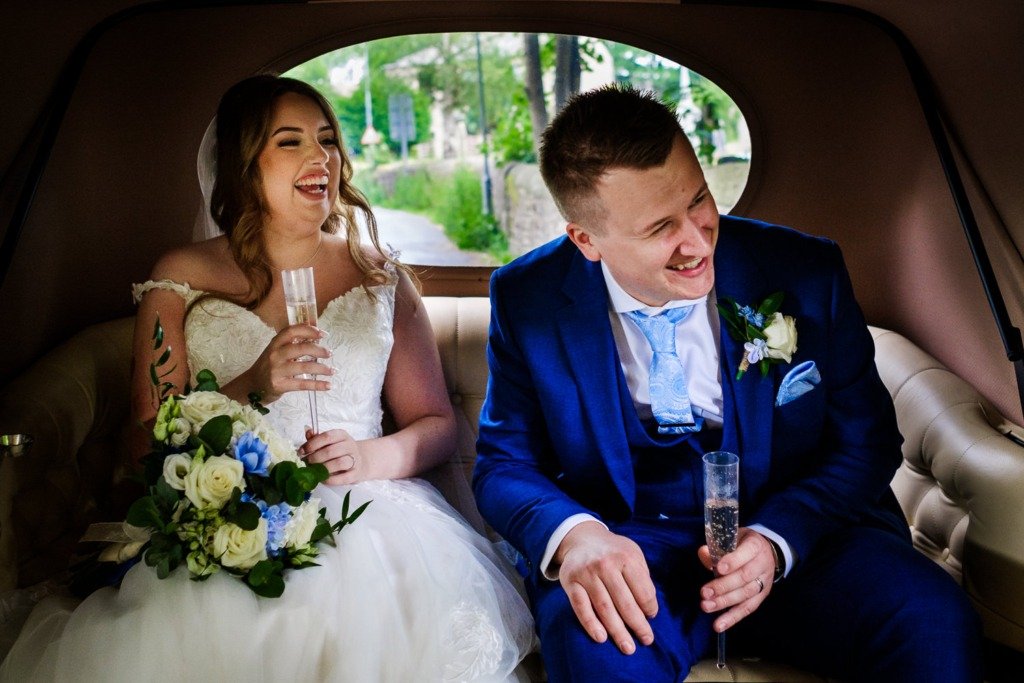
494, 163, 565, 259
494, 161, 751, 259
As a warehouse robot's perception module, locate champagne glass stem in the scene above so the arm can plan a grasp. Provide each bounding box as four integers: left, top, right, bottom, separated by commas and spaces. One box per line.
307, 386, 319, 435
717, 630, 727, 669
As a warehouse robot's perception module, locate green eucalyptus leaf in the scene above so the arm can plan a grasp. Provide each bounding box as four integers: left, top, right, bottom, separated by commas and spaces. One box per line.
303, 462, 329, 486
197, 415, 233, 454
126, 496, 163, 530
758, 291, 784, 316
246, 561, 285, 598
154, 476, 180, 508
291, 467, 320, 494
143, 549, 161, 568
194, 369, 220, 392
284, 478, 305, 507
273, 462, 297, 490
261, 486, 283, 506
156, 557, 171, 579
149, 364, 160, 388
247, 559, 276, 586
228, 501, 261, 531
156, 346, 172, 368
249, 573, 285, 598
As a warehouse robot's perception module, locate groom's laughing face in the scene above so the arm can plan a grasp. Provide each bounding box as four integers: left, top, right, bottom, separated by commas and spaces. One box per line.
566, 135, 719, 307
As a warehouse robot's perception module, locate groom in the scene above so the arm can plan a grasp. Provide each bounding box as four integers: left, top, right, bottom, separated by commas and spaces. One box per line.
473, 85, 982, 682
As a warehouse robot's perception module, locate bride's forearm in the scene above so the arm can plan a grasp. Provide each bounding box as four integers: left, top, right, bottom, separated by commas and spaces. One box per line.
219, 371, 265, 408
359, 414, 456, 480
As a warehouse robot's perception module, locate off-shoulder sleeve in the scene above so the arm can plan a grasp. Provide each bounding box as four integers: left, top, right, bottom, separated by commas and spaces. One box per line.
131, 279, 202, 305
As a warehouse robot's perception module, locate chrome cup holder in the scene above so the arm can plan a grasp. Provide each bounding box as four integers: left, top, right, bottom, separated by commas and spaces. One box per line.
0, 434, 33, 458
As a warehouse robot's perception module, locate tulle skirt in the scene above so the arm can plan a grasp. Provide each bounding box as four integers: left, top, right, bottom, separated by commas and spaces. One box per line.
0, 478, 536, 682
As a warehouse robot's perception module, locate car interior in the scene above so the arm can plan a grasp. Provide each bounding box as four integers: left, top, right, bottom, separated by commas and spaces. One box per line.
1, 1, 1021, 680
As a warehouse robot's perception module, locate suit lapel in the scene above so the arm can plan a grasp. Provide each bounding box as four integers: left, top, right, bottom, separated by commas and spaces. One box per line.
557, 251, 636, 509
714, 223, 774, 505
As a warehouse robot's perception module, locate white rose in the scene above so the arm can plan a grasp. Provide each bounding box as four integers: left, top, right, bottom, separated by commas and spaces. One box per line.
284, 498, 322, 548
180, 391, 240, 433
763, 312, 798, 363
161, 453, 193, 490
258, 426, 302, 465
212, 519, 268, 570
232, 406, 265, 441
184, 455, 244, 509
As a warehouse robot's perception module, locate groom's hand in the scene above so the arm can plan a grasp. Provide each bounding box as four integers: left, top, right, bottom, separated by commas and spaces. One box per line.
554, 521, 658, 655
697, 528, 776, 633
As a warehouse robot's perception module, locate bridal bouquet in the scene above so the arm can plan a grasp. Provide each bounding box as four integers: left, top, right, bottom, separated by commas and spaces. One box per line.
123, 320, 368, 597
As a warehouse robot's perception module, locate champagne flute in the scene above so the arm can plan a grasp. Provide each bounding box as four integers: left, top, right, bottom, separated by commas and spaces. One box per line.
703, 450, 740, 670
281, 266, 320, 435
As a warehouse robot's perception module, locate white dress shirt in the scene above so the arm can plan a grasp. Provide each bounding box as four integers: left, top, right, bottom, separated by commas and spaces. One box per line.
540, 263, 794, 580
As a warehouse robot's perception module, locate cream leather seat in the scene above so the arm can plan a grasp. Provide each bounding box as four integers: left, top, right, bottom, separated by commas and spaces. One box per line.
1, 300, 1021, 680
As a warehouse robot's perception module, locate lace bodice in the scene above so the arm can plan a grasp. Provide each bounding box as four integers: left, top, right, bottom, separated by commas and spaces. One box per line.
133, 278, 396, 446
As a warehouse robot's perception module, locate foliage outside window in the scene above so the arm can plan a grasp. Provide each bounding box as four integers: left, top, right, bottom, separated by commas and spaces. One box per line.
285, 33, 750, 266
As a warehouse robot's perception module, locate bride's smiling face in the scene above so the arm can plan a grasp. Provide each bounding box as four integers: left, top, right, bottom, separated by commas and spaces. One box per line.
258, 92, 342, 232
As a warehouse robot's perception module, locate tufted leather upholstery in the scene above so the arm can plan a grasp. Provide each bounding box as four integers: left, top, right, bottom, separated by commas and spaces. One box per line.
1, 302, 1021, 679
870, 327, 1024, 652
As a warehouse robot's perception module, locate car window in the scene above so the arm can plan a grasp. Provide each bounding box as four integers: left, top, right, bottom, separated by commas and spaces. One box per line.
284, 33, 750, 266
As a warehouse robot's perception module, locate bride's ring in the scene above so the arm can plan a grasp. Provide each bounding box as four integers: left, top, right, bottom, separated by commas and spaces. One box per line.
754, 576, 765, 593
337, 454, 356, 472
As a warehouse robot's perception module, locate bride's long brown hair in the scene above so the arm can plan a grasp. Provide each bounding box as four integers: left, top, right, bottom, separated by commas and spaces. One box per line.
205, 74, 402, 309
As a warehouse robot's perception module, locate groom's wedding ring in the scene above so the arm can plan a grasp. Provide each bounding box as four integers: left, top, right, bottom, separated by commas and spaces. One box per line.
754, 576, 765, 593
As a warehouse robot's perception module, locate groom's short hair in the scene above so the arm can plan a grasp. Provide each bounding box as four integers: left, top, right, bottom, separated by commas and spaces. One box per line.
539, 84, 684, 227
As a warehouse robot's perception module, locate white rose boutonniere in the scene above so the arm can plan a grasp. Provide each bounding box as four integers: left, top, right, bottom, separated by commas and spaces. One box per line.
717, 291, 798, 379
762, 312, 798, 363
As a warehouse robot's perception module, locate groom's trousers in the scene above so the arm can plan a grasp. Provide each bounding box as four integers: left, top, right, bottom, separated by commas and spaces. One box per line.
527, 419, 983, 682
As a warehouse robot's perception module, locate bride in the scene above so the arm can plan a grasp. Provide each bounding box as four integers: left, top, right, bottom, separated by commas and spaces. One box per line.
0, 75, 536, 682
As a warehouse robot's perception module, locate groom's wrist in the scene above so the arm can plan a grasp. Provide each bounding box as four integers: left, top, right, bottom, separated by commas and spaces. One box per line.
541, 514, 605, 580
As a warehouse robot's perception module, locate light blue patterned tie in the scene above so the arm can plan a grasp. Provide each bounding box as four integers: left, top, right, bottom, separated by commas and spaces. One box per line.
626, 307, 703, 434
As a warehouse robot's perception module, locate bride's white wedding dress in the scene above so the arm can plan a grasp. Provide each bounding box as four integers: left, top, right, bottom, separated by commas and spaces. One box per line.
0, 276, 536, 682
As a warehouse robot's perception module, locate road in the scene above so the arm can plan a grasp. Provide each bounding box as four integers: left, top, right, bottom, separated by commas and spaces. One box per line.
368, 207, 495, 267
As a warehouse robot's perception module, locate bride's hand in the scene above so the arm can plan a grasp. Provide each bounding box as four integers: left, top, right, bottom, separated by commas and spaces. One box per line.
301, 427, 365, 485
244, 324, 332, 404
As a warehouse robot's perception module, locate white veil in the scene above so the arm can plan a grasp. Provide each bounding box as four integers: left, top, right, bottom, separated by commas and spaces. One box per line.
192, 117, 222, 241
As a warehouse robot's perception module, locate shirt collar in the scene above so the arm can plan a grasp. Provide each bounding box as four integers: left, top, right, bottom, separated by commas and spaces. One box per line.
600, 261, 709, 315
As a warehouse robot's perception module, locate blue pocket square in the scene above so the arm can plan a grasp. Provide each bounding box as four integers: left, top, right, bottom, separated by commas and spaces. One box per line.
775, 360, 821, 406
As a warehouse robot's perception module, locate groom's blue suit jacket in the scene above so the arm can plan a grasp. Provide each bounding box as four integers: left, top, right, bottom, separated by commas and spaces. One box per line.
474, 215, 908, 580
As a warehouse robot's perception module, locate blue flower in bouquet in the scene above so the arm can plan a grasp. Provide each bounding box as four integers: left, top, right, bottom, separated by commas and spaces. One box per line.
253, 499, 292, 556
234, 431, 271, 476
